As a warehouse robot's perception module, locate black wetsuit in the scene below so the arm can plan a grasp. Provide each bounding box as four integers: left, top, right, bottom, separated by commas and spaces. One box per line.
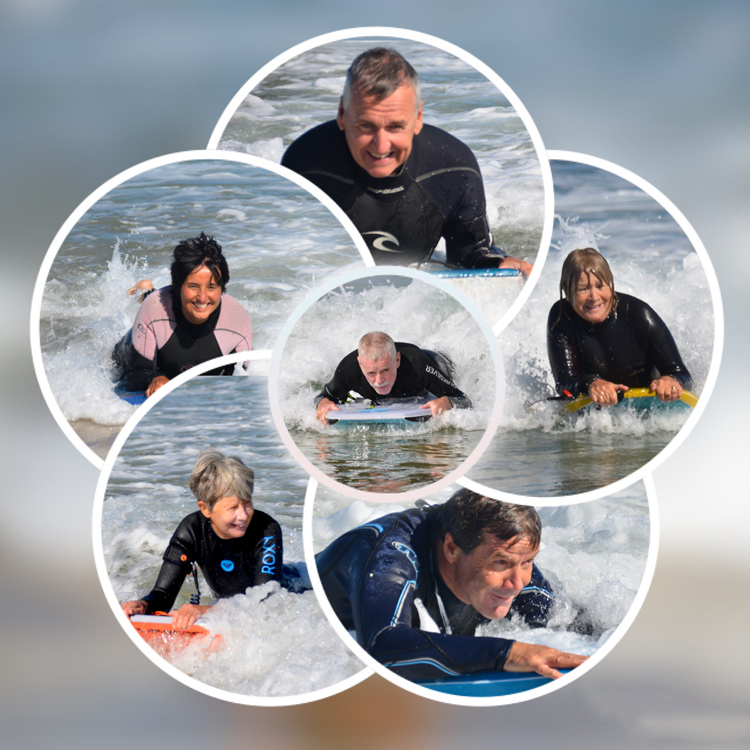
141, 510, 282, 613
282, 122, 501, 268
547, 293, 693, 397
316, 507, 557, 681
112, 286, 252, 391
316, 343, 471, 409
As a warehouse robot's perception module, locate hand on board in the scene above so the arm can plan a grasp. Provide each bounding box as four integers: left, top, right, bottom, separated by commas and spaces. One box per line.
146, 375, 170, 398
122, 599, 147, 617
651, 375, 683, 402
169, 603, 211, 631
316, 397, 340, 425
421, 396, 453, 417
504, 641, 588, 680
587, 378, 628, 406
498, 256, 533, 277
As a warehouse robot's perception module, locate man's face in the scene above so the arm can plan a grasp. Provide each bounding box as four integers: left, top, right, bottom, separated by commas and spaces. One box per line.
357, 352, 401, 395
443, 532, 538, 620
337, 83, 423, 178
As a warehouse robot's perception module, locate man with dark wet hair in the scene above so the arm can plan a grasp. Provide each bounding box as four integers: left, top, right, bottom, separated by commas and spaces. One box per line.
316, 488, 587, 681
282, 48, 531, 274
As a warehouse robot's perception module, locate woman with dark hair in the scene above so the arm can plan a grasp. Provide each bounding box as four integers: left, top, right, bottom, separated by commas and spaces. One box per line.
113, 233, 252, 397
547, 248, 692, 406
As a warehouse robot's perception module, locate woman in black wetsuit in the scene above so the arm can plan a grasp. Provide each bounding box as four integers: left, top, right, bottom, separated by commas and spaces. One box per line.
121, 449, 283, 630
547, 248, 692, 407
112, 233, 253, 397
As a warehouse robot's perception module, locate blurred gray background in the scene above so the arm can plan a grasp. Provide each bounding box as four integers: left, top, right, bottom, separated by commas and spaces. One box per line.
4, 2, 748, 747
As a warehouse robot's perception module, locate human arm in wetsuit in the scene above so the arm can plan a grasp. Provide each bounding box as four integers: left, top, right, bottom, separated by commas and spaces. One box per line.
399, 344, 471, 413
313, 345, 471, 422
415, 127, 532, 275
546, 297, 693, 401
112, 288, 173, 394
443, 210, 532, 276
122, 511, 283, 626
316, 523, 580, 682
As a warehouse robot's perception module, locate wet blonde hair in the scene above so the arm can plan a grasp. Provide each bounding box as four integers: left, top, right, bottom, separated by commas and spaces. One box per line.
559, 248, 617, 312
188, 449, 254, 510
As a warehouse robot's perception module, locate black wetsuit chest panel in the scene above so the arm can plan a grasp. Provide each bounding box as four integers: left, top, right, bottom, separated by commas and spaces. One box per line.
282, 122, 492, 267
320, 342, 469, 406
143, 510, 283, 613
547, 293, 692, 395
156, 304, 226, 379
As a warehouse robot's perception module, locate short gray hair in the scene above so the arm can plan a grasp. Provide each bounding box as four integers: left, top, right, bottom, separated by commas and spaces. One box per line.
358, 331, 397, 362
342, 47, 420, 111
188, 449, 254, 510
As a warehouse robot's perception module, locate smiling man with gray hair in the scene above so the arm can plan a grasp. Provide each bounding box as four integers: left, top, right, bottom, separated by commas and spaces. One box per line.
282, 47, 531, 274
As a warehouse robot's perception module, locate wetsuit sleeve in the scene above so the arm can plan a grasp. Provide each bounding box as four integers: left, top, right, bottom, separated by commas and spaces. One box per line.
112, 290, 173, 391
251, 513, 283, 585
547, 302, 595, 396
445, 215, 502, 270
317, 529, 514, 681
141, 517, 198, 613
112, 330, 159, 391
510, 564, 556, 628
437, 146, 497, 270
314, 351, 359, 405
632, 300, 693, 389
405, 347, 472, 409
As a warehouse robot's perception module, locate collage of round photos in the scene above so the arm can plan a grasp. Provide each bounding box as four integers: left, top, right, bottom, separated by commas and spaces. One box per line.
31, 27, 721, 707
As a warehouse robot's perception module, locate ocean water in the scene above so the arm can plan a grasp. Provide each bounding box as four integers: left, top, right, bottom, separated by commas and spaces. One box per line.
101, 375, 363, 698
275, 274, 498, 494
467, 159, 715, 497
217, 37, 546, 322
39, 159, 363, 436
312, 480, 651, 690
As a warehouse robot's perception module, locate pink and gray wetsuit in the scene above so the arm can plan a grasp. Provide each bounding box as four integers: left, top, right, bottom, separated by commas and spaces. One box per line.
113, 286, 252, 391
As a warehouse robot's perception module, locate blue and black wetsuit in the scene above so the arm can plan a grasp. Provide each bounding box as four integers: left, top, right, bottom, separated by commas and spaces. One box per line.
282, 122, 502, 269
547, 292, 693, 396
141, 509, 282, 613
315, 342, 471, 410
315, 507, 557, 681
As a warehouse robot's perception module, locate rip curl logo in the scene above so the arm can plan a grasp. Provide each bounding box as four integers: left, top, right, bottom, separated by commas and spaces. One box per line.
220, 559, 234, 572
261, 536, 277, 575
362, 231, 403, 253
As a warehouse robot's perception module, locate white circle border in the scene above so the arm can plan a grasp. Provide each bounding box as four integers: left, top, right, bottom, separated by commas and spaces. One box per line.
303, 474, 660, 706
91, 350, 374, 706
460, 149, 725, 507
268, 264, 505, 503
30, 149, 372, 471
207, 25, 554, 334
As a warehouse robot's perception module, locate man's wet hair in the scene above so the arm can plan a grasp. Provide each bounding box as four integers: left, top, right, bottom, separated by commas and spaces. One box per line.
358, 331, 397, 362
436, 488, 541, 552
342, 47, 421, 110
170, 233, 229, 292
